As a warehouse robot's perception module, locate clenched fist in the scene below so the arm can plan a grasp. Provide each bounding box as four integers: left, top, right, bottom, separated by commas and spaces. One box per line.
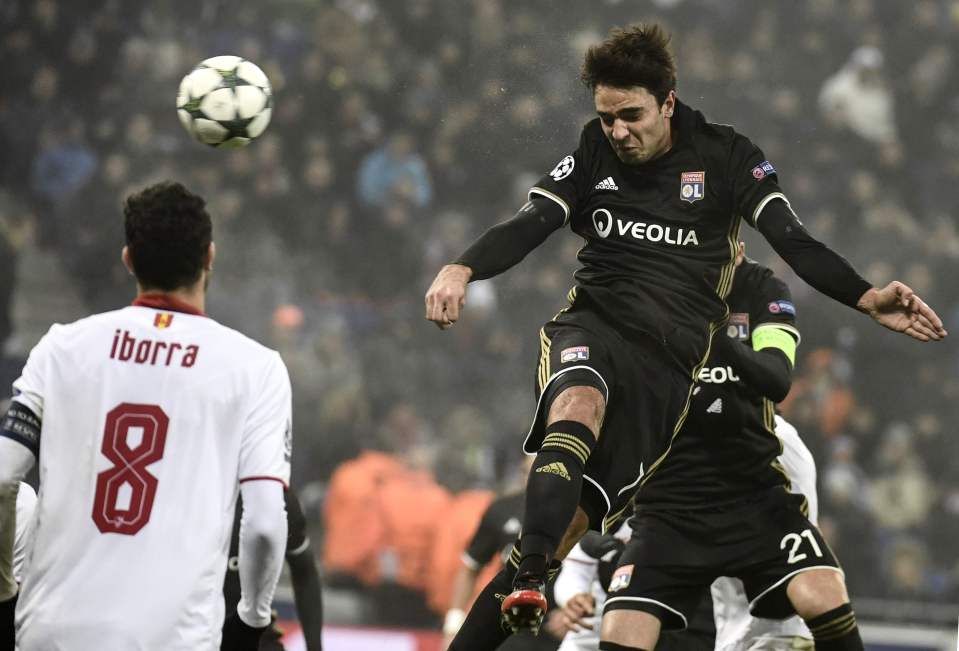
425, 264, 472, 329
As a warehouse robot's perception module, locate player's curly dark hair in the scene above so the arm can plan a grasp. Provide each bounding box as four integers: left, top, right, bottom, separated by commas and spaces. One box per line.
581, 24, 677, 105
123, 181, 212, 291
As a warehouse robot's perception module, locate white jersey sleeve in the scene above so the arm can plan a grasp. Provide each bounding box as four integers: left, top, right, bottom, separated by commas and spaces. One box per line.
14, 482, 37, 583
236, 479, 287, 627
10, 325, 59, 420
553, 543, 599, 608
772, 415, 817, 524
712, 416, 816, 650
238, 352, 292, 486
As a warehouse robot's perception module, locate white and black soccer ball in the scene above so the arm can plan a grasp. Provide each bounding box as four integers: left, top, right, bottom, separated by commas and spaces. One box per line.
176, 56, 273, 148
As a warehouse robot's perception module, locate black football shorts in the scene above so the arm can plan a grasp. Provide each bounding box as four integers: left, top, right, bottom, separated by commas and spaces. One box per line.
523, 311, 693, 534
603, 488, 841, 628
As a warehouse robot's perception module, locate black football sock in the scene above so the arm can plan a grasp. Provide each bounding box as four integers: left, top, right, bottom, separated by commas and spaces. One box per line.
447, 562, 517, 651
805, 603, 864, 650
517, 420, 596, 582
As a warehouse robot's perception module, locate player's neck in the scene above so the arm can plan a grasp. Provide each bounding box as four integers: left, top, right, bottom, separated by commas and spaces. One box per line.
135, 284, 206, 315
659, 117, 674, 157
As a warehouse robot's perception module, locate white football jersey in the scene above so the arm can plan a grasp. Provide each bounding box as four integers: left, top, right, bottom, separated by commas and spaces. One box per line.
10, 299, 292, 651
712, 415, 817, 650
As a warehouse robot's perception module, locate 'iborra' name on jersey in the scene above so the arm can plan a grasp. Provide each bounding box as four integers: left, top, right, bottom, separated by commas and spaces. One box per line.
592, 209, 699, 246
109, 329, 199, 368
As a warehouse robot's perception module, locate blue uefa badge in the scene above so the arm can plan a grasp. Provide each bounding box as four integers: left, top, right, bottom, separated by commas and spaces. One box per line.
768, 300, 795, 315
751, 160, 776, 181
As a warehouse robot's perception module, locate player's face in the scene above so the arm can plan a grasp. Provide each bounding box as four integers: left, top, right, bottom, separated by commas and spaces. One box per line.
595, 85, 674, 165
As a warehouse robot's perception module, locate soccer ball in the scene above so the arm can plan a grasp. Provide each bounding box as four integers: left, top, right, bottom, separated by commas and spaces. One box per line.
176, 56, 273, 148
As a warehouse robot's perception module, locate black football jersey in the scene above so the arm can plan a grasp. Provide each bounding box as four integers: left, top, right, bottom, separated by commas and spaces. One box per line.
463, 492, 524, 569
531, 100, 786, 371
636, 260, 800, 508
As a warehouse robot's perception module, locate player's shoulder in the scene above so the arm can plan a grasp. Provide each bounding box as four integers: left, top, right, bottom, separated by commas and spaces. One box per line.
738, 258, 776, 287
34, 308, 130, 350
580, 117, 606, 143
575, 118, 611, 159
193, 315, 277, 358
731, 259, 777, 298
680, 100, 757, 155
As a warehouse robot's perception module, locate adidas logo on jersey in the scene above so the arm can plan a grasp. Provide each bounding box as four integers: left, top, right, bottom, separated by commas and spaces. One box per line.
594, 176, 619, 191
535, 461, 571, 480
706, 398, 723, 414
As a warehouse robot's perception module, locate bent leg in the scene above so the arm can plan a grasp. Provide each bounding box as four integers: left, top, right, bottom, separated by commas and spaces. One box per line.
788, 569, 863, 650
517, 385, 605, 576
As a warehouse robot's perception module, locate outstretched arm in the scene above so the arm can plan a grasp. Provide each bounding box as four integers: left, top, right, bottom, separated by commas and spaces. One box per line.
757, 199, 946, 341
424, 197, 565, 329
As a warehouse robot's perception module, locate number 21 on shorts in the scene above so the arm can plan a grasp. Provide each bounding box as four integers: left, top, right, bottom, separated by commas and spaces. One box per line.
92, 403, 169, 535
780, 529, 824, 564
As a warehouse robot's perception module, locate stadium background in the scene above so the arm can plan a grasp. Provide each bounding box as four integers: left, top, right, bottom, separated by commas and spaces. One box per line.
1, 0, 957, 648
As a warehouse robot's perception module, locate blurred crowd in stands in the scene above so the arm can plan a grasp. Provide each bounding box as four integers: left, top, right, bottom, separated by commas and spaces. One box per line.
2, 0, 958, 626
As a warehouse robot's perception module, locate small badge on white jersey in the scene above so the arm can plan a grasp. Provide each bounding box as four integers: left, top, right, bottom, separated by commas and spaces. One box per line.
549, 155, 575, 181
154, 312, 174, 329
680, 171, 705, 203
727, 313, 750, 339
560, 346, 589, 363
608, 564, 634, 592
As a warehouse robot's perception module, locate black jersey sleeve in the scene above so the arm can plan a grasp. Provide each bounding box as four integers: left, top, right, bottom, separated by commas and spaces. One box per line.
284, 489, 309, 557
757, 199, 873, 308
729, 133, 787, 228
714, 334, 792, 403
463, 499, 506, 569
528, 123, 598, 225
452, 197, 565, 281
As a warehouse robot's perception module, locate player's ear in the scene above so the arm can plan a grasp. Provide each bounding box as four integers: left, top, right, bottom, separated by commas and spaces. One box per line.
663, 90, 676, 118
205, 242, 216, 271
121, 246, 135, 275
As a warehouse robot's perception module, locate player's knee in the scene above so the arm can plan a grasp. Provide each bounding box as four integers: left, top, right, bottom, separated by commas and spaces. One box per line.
599, 609, 660, 650
547, 385, 605, 435
787, 568, 849, 620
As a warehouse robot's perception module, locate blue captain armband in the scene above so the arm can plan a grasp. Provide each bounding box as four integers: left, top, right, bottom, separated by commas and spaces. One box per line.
0, 402, 41, 456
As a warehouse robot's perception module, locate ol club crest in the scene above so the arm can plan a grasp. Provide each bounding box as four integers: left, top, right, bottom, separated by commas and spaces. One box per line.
680, 171, 705, 203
